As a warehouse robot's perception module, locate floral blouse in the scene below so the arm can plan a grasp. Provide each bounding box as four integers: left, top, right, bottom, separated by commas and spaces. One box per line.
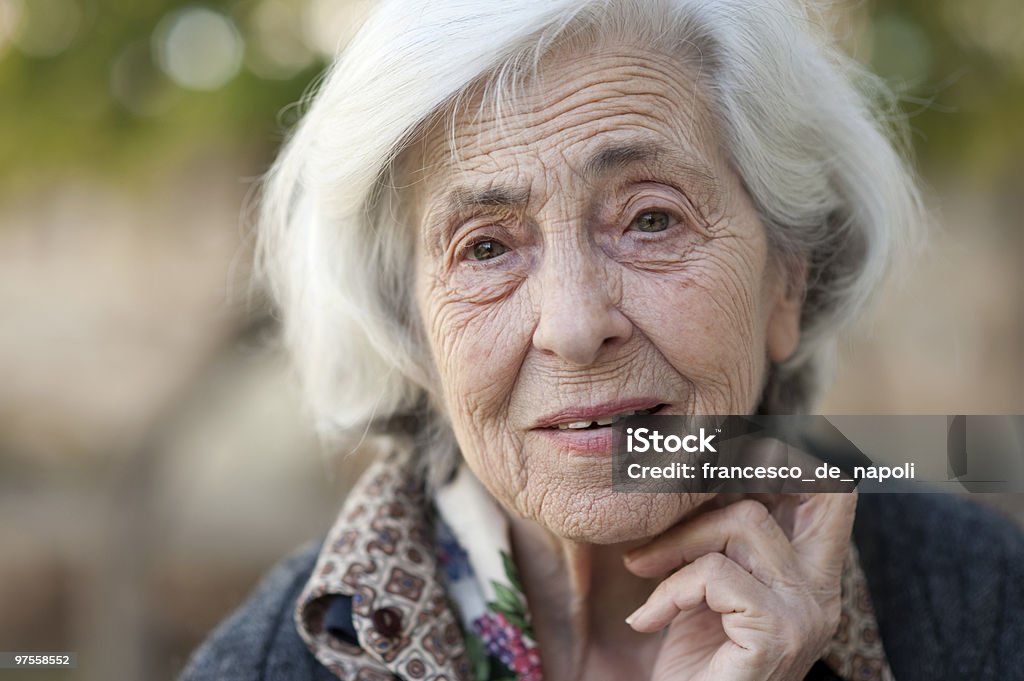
294, 451, 894, 681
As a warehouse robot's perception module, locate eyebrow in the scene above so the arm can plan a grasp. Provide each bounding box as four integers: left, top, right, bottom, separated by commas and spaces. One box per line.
426, 140, 716, 247
581, 141, 665, 179
446, 185, 531, 213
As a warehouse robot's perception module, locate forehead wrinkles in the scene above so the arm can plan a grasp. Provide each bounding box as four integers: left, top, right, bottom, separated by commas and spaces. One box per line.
418, 46, 716, 189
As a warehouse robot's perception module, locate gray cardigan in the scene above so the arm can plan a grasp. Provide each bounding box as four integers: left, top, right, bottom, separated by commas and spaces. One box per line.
178, 494, 1024, 681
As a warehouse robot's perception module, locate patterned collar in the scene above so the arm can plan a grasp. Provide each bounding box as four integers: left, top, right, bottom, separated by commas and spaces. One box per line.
294, 451, 893, 680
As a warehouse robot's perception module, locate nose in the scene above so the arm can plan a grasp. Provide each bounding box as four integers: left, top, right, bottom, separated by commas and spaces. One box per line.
531, 248, 632, 366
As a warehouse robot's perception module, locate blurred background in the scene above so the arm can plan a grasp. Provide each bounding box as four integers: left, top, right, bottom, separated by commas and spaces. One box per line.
0, 0, 1021, 679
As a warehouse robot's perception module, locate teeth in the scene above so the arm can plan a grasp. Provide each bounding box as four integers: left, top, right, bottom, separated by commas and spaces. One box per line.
553, 407, 658, 430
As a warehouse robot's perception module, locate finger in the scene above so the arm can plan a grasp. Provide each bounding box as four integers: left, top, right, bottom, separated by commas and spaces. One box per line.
744, 492, 817, 540
624, 499, 797, 584
734, 437, 790, 494
626, 552, 775, 633
788, 490, 858, 577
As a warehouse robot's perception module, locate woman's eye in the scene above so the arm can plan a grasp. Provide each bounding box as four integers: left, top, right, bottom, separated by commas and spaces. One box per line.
630, 211, 671, 233
468, 239, 508, 261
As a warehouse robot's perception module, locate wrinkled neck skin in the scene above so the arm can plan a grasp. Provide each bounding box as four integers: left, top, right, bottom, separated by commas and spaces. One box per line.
507, 511, 665, 680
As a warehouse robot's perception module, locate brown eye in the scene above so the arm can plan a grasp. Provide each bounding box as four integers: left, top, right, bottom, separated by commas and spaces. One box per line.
631, 211, 671, 233
469, 239, 508, 261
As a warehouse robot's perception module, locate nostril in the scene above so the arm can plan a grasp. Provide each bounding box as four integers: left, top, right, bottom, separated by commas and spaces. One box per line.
532, 299, 633, 366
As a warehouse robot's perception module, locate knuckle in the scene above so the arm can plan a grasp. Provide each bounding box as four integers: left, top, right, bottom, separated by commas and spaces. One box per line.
731, 498, 772, 527
693, 551, 730, 573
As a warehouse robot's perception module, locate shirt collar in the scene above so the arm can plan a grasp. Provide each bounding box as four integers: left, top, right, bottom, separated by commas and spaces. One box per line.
294, 449, 472, 680
295, 452, 892, 681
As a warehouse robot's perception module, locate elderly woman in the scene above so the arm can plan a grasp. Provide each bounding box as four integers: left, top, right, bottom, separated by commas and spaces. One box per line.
181, 0, 1024, 680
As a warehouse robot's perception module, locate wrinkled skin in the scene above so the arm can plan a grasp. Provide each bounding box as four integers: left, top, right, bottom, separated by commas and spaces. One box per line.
405, 39, 853, 681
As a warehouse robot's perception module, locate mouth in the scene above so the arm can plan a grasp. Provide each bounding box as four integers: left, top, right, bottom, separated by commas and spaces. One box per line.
547, 403, 667, 430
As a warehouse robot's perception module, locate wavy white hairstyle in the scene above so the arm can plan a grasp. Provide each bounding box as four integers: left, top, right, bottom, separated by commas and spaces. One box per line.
256, 0, 922, 484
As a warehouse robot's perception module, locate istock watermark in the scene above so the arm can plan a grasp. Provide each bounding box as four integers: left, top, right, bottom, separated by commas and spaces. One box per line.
611, 415, 1024, 494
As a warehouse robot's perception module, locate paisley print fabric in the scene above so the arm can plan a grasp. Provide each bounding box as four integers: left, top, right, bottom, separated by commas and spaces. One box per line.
294, 450, 893, 681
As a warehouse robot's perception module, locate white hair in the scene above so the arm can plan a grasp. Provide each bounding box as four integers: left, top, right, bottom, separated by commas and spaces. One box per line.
255, 0, 923, 484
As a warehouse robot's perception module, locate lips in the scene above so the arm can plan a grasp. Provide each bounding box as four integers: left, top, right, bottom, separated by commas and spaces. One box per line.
533, 399, 667, 430
552, 405, 663, 429
531, 400, 667, 457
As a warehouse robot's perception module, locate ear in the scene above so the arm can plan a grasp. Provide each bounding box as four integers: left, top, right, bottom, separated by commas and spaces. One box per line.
766, 255, 807, 364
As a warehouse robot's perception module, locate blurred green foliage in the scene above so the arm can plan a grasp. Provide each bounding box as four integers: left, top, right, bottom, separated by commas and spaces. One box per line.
0, 0, 328, 183
861, 0, 1024, 183
0, 0, 1022, 185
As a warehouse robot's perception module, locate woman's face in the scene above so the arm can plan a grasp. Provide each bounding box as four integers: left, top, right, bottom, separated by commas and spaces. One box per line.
410, 43, 803, 544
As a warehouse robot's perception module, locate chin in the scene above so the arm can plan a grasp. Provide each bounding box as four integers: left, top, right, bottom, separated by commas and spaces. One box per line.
529, 488, 714, 545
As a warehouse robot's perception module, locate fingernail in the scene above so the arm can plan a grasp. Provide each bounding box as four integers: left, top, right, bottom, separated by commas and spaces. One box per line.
625, 604, 646, 627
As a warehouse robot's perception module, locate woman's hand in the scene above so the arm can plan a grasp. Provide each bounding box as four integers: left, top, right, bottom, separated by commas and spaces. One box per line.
623, 492, 857, 681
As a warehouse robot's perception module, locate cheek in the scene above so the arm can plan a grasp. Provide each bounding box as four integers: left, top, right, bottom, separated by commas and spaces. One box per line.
420, 285, 539, 510
623, 245, 770, 410
418, 268, 534, 436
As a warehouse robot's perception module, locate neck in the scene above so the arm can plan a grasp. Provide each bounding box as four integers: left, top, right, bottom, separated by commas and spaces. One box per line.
507, 514, 663, 680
